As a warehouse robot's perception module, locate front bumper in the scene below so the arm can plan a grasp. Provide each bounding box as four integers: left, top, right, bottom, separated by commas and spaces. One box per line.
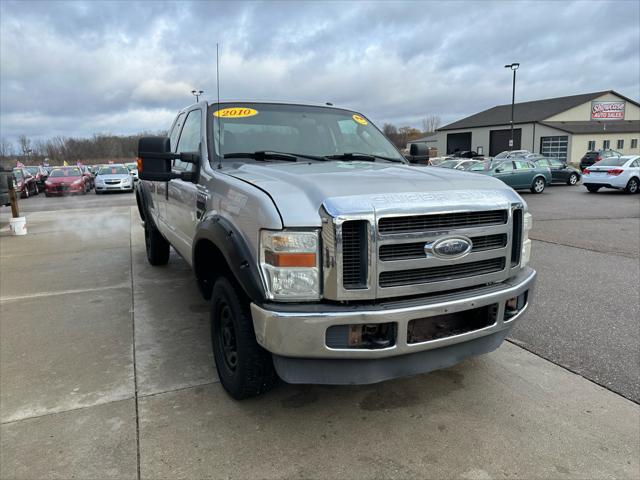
95, 183, 133, 192
251, 267, 536, 383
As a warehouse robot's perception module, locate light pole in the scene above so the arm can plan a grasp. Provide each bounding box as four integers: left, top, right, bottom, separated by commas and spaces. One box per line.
191, 89, 204, 102
504, 63, 519, 151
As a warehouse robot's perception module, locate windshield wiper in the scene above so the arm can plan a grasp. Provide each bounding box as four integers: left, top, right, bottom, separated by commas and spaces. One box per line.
224, 151, 299, 162
223, 151, 327, 162
324, 152, 401, 162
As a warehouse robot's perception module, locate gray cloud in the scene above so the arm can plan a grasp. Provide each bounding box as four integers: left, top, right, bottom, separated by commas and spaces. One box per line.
1, 0, 638, 145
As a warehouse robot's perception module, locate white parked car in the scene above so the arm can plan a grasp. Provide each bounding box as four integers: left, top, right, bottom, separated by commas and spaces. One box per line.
582, 155, 640, 194
493, 150, 531, 160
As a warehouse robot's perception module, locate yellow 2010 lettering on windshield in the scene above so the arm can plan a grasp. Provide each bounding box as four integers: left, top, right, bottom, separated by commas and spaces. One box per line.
213, 107, 258, 118
352, 114, 368, 125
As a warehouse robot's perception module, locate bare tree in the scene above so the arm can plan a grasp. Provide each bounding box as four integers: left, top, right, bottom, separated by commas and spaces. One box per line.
398, 126, 422, 148
421, 115, 442, 133
0, 137, 13, 158
17, 134, 32, 156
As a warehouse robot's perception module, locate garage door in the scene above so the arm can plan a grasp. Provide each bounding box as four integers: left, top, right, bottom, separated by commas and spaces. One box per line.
540, 136, 568, 162
489, 128, 522, 156
446, 132, 472, 154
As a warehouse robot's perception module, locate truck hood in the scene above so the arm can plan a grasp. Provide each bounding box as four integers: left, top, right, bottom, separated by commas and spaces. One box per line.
47, 176, 82, 184
224, 161, 523, 227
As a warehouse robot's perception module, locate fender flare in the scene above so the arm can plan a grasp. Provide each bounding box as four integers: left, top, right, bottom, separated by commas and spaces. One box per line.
135, 182, 154, 225
192, 216, 266, 303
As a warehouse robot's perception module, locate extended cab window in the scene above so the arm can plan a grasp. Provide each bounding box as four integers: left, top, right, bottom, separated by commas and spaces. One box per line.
174, 110, 201, 172
169, 113, 186, 152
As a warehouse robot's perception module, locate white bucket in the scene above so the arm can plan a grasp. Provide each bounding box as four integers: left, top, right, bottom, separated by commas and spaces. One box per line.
9, 217, 27, 236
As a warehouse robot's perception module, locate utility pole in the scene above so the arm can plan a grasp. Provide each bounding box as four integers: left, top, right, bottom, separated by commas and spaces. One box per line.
191, 89, 204, 102
504, 63, 520, 151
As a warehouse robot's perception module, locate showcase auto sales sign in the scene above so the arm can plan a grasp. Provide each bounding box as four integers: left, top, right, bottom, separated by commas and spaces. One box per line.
591, 101, 625, 120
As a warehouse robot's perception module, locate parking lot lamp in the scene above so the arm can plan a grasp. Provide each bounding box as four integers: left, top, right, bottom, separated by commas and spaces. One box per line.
191, 89, 204, 102
504, 63, 519, 150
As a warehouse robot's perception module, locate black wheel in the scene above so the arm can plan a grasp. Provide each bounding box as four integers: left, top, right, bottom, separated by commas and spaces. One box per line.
625, 177, 639, 194
586, 185, 600, 193
144, 221, 170, 266
530, 177, 546, 194
23, 185, 29, 198
211, 277, 277, 399
567, 173, 578, 185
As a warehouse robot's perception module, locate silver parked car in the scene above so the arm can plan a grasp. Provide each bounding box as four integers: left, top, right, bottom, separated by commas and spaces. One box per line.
94, 164, 134, 194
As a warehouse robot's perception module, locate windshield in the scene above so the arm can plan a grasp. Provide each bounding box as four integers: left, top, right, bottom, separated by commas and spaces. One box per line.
439, 160, 458, 168
13, 169, 24, 179
98, 166, 129, 175
125, 163, 136, 171
469, 162, 491, 171
594, 158, 627, 167
210, 103, 404, 162
25, 167, 39, 175
49, 168, 81, 177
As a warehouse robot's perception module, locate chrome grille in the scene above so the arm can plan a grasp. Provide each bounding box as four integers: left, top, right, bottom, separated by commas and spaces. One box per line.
378, 210, 507, 234
342, 220, 367, 289
379, 234, 507, 261
379, 258, 506, 288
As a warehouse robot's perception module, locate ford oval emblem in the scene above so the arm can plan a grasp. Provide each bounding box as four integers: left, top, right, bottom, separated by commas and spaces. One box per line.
430, 237, 472, 259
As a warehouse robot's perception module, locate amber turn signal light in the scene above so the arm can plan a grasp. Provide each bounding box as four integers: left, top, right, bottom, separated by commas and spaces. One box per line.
264, 251, 316, 267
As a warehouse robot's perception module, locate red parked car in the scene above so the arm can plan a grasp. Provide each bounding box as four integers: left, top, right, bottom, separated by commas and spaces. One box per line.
12, 168, 39, 198
44, 167, 89, 196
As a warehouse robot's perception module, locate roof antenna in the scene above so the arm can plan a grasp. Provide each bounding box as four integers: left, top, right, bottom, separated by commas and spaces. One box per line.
216, 43, 222, 169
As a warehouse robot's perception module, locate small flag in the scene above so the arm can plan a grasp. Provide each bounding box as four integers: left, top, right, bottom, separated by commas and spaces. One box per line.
63, 161, 69, 166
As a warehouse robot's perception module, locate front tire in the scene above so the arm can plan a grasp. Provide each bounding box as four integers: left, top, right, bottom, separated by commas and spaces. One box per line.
211, 277, 277, 400
567, 173, 578, 185
625, 177, 639, 194
586, 185, 600, 193
144, 221, 170, 265
530, 177, 546, 194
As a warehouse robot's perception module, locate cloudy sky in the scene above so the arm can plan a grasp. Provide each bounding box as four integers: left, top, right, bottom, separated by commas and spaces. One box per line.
1, 0, 638, 145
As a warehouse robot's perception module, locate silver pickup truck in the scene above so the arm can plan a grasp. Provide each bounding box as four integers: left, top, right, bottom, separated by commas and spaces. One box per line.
136, 101, 536, 399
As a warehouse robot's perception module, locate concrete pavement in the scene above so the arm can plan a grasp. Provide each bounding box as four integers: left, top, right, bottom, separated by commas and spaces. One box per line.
511, 186, 640, 402
1, 193, 639, 479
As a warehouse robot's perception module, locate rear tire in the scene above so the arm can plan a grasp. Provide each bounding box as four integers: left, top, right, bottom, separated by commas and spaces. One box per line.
586, 185, 600, 193
144, 221, 170, 266
530, 177, 546, 194
211, 277, 277, 400
567, 173, 578, 185
625, 177, 639, 194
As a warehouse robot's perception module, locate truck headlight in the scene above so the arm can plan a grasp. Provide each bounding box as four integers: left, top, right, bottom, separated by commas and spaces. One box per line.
259, 230, 320, 301
521, 212, 532, 267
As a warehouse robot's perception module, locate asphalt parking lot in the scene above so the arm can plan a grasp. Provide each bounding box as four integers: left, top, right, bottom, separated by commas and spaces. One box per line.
1, 186, 639, 479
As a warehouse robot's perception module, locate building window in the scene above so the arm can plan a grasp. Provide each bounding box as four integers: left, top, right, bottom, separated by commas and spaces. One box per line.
540, 136, 568, 162
632, 139, 638, 149
587, 140, 596, 151
603, 140, 610, 149
617, 139, 624, 149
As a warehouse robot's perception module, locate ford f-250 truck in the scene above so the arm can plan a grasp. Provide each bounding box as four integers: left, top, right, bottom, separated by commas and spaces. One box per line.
135, 101, 536, 399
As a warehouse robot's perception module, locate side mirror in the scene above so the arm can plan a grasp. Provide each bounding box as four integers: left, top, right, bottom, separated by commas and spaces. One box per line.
410, 143, 428, 156
138, 137, 174, 181
137, 137, 200, 182
495, 168, 503, 173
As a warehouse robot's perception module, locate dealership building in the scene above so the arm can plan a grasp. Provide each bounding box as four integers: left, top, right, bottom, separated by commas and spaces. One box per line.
431, 90, 639, 164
